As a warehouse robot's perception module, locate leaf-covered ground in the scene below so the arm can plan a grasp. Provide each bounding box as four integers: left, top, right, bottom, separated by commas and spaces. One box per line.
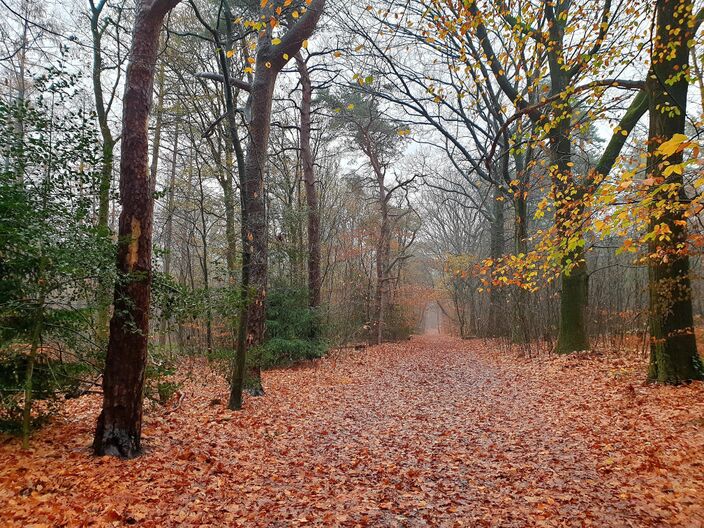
1, 336, 703, 527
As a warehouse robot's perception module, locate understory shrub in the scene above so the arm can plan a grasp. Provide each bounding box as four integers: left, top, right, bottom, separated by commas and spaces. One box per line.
257, 287, 326, 368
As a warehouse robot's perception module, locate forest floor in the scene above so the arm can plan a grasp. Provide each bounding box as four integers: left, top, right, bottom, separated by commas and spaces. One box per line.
1, 336, 703, 527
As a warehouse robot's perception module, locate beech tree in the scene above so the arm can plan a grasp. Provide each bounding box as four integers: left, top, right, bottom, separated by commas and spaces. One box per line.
381, 0, 646, 352
645, 0, 704, 383
93, 0, 182, 458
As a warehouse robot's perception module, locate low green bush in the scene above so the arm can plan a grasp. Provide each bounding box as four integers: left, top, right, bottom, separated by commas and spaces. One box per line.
257, 287, 327, 369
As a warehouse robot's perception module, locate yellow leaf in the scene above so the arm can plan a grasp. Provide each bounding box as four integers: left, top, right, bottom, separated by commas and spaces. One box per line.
663, 163, 684, 176
656, 133, 689, 158
302, 39, 308, 49
272, 38, 282, 45
226, 49, 234, 58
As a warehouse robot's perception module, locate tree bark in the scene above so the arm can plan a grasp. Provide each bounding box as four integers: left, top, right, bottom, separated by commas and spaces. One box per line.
196, 164, 213, 354
512, 159, 529, 343
94, 0, 181, 458
548, 62, 589, 354
646, 0, 703, 383
487, 185, 506, 338
374, 177, 390, 345
149, 60, 166, 195
296, 54, 321, 310
222, 149, 238, 282
159, 122, 179, 347
239, 63, 275, 395
228, 0, 327, 409
553, 116, 589, 354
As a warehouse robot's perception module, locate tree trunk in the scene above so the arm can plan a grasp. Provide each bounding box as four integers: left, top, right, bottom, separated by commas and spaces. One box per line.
149, 60, 166, 195
512, 178, 529, 343
13, 1, 29, 183
228, 107, 249, 409
217, 0, 240, 284
90, 0, 118, 341
22, 251, 46, 449
487, 185, 506, 337
93, 0, 180, 458
159, 123, 179, 347
540, 2, 590, 354
646, 0, 703, 383
369, 147, 391, 346
375, 195, 390, 345
296, 54, 321, 310
240, 66, 275, 396
222, 149, 238, 282
197, 165, 213, 354
550, 91, 589, 354
208, 0, 250, 405
227, 0, 327, 409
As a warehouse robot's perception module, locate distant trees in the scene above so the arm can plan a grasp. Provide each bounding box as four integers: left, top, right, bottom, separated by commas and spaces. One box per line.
320, 89, 418, 344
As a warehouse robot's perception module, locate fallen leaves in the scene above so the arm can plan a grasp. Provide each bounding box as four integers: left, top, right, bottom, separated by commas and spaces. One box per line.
0, 336, 703, 526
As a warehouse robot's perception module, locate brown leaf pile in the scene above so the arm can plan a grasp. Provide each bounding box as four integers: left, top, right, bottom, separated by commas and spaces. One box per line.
1, 336, 703, 527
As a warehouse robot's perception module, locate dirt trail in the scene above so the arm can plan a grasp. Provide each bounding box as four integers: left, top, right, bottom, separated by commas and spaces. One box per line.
1, 336, 703, 526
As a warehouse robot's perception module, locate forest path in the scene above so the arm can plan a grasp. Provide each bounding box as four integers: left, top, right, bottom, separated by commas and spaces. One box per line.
2, 335, 703, 526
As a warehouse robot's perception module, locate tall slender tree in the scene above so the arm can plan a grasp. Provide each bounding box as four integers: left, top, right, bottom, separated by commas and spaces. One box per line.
228, 0, 327, 409
296, 52, 321, 310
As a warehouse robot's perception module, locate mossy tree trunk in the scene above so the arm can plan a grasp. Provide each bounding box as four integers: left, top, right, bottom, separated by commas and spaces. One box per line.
645, 0, 703, 383
90, 0, 120, 342
551, 109, 589, 354
487, 185, 506, 337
